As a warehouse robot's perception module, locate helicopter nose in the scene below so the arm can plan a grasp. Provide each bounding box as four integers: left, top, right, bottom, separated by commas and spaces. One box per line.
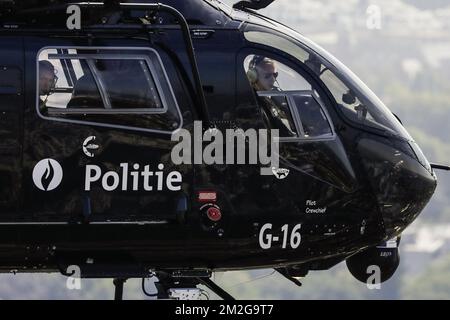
358, 138, 437, 236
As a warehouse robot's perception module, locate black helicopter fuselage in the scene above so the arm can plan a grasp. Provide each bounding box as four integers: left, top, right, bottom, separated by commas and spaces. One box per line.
0, 0, 437, 278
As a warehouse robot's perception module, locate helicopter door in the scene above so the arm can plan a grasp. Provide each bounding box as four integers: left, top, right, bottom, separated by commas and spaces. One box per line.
239, 52, 356, 192
0, 38, 23, 218
24, 42, 187, 223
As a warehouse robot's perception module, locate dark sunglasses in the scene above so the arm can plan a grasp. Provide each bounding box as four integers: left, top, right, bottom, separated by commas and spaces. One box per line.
264, 72, 278, 80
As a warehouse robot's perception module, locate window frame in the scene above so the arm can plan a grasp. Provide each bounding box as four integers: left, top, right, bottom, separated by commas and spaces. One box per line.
36, 46, 183, 134
257, 90, 335, 142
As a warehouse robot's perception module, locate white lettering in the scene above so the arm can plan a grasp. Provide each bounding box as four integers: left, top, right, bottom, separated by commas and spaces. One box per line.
167, 171, 182, 191
85, 165, 101, 191
102, 171, 120, 191
259, 223, 273, 249
84, 163, 182, 192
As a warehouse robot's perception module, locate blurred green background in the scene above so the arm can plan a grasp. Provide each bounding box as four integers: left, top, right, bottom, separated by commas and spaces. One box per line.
1, 0, 450, 299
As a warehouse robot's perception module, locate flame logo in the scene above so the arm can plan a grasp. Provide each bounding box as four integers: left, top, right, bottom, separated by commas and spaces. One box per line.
32, 159, 63, 191
41, 160, 55, 191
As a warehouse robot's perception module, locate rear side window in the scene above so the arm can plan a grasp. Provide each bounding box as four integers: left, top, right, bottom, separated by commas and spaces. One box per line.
37, 47, 182, 133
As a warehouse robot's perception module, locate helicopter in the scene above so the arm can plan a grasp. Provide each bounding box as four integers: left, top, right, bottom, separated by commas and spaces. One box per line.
0, 0, 448, 300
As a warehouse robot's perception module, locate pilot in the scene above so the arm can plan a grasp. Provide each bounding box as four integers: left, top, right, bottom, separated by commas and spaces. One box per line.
247, 55, 279, 92
39, 60, 58, 108
247, 56, 297, 137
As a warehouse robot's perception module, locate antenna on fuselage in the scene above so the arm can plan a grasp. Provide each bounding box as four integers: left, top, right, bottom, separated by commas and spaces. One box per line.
431, 164, 450, 171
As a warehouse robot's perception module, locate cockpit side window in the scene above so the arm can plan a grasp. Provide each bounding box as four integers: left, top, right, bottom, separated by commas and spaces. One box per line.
243, 54, 334, 141
37, 47, 182, 134
244, 30, 413, 140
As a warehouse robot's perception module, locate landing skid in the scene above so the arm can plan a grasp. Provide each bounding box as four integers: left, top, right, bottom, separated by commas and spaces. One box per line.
112, 271, 235, 300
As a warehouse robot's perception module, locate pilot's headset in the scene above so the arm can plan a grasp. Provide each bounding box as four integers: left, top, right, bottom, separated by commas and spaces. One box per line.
246, 55, 266, 85
39, 60, 58, 95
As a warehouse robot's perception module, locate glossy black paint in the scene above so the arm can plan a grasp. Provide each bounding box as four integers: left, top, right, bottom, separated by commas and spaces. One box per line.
0, 0, 437, 278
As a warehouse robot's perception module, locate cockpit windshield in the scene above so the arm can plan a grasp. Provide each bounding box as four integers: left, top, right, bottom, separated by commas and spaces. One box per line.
244, 28, 413, 141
